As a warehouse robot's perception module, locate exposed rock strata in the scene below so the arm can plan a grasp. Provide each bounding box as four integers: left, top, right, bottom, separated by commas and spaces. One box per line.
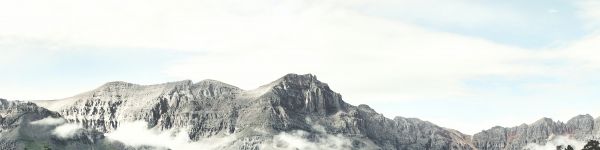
33, 74, 475, 149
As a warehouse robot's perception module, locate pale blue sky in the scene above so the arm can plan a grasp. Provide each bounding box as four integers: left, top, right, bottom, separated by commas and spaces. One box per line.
1, 0, 600, 134
358, 0, 589, 48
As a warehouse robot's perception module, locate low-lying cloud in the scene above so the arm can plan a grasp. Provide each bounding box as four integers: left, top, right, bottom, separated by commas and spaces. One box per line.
27, 117, 378, 149
104, 119, 378, 150
30, 117, 82, 139
30, 117, 65, 126
523, 135, 586, 150
260, 118, 379, 150
104, 121, 237, 150
52, 123, 83, 139
260, 130, 353, 150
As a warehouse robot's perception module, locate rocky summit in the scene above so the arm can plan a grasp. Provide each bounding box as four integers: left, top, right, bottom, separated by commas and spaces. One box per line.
473, 114, 600, 150
0, 73, 598, 150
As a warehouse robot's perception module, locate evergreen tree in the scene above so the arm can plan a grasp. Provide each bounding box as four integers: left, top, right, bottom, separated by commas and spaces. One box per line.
583, 140, 600, 150
556, 145, 575, 150
42, 144, 51, 150
565, 145, 574, 150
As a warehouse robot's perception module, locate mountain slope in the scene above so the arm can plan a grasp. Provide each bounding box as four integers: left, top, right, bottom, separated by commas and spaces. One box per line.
33, 73, 475, 150
0, 99, 139, 149
473, 114, 599, 150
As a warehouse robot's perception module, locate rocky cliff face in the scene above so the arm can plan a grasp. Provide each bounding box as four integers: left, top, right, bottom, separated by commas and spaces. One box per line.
5, 74, 600, 150
0, 99, 134, 150
472, 114, 598, 150
0, 98, 60, 149
32, 73, 475, 150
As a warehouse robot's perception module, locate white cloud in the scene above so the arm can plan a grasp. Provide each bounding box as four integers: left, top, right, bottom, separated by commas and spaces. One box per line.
29, 117, 83, 139
347, 0, 526, 28
105, 120, 379, 150
576, 0, 600, 29
30, 117, 66, 126
260, 130, 356, 150
260, 119, 379, 150
2, 0, 600, 135
161, 5, 534, 103
52, 123, 83, 139
0, 0, 537, 102
105, 121, 237, 150
524, 135, 586, 150
558, 35, 600, 69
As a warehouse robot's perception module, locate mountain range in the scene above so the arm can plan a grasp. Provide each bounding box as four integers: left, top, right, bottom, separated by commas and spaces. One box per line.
0, 73, 598, 150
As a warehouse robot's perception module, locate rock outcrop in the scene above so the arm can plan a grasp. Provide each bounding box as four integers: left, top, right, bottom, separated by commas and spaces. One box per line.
472, 114, 598, 150
32, 73, 475, 150
0, 99, 127, 149
4, 74, 600, 149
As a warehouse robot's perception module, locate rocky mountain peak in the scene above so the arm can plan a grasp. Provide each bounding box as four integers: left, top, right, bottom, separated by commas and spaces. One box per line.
473, 114, 600, 150
532, 117, 555, 126
0, 98, 8, 106
194, 79, 241, 91
153, 80, 194, 89
99, 81, 138, 89
270, 73, 325, 89
0, 99, 61, 128
6, 74, 600, 150
567, 114, 594, 124
22, 73, 478, 150
358, 104, 376, 113
279, 73, 318, 82
260, 73, 347, 116
566, 114, 594, 137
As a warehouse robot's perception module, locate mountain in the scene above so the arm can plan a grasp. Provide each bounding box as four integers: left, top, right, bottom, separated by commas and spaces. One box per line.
472, 114, 600, 150
3, 73, 598, 150
29, 73, 474, 149
0, 99, 144, 149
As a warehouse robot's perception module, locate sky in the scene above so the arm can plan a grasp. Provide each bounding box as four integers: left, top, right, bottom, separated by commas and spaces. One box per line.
1, 0, 600, 134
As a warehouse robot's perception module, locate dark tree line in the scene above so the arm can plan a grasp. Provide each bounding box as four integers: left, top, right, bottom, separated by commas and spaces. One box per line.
557, 140, 600, 150
583, 140, 600, 150
557, 145, 575, 150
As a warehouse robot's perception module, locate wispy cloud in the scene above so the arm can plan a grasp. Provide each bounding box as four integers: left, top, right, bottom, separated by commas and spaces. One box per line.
524, 135, 586, 150
53, 123, 83, 139
30, 117, 83, 139
260, 130, 355, 150
105, 119, 379, 150
3, 0, 600, 135
30, 117, 66, 126
104, 121, 237, 150
260, 118, 379, 150
576, 0, 600, 29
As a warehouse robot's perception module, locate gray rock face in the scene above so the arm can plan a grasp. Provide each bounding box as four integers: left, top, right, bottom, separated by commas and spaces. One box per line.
1, 98, 60, 129
0, 99, 122, 150
33, 73, 475, 150
0, 99, 60, 149
0, 99, 223, 150
472, 114, 598, 150
6, 74, 600, 150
